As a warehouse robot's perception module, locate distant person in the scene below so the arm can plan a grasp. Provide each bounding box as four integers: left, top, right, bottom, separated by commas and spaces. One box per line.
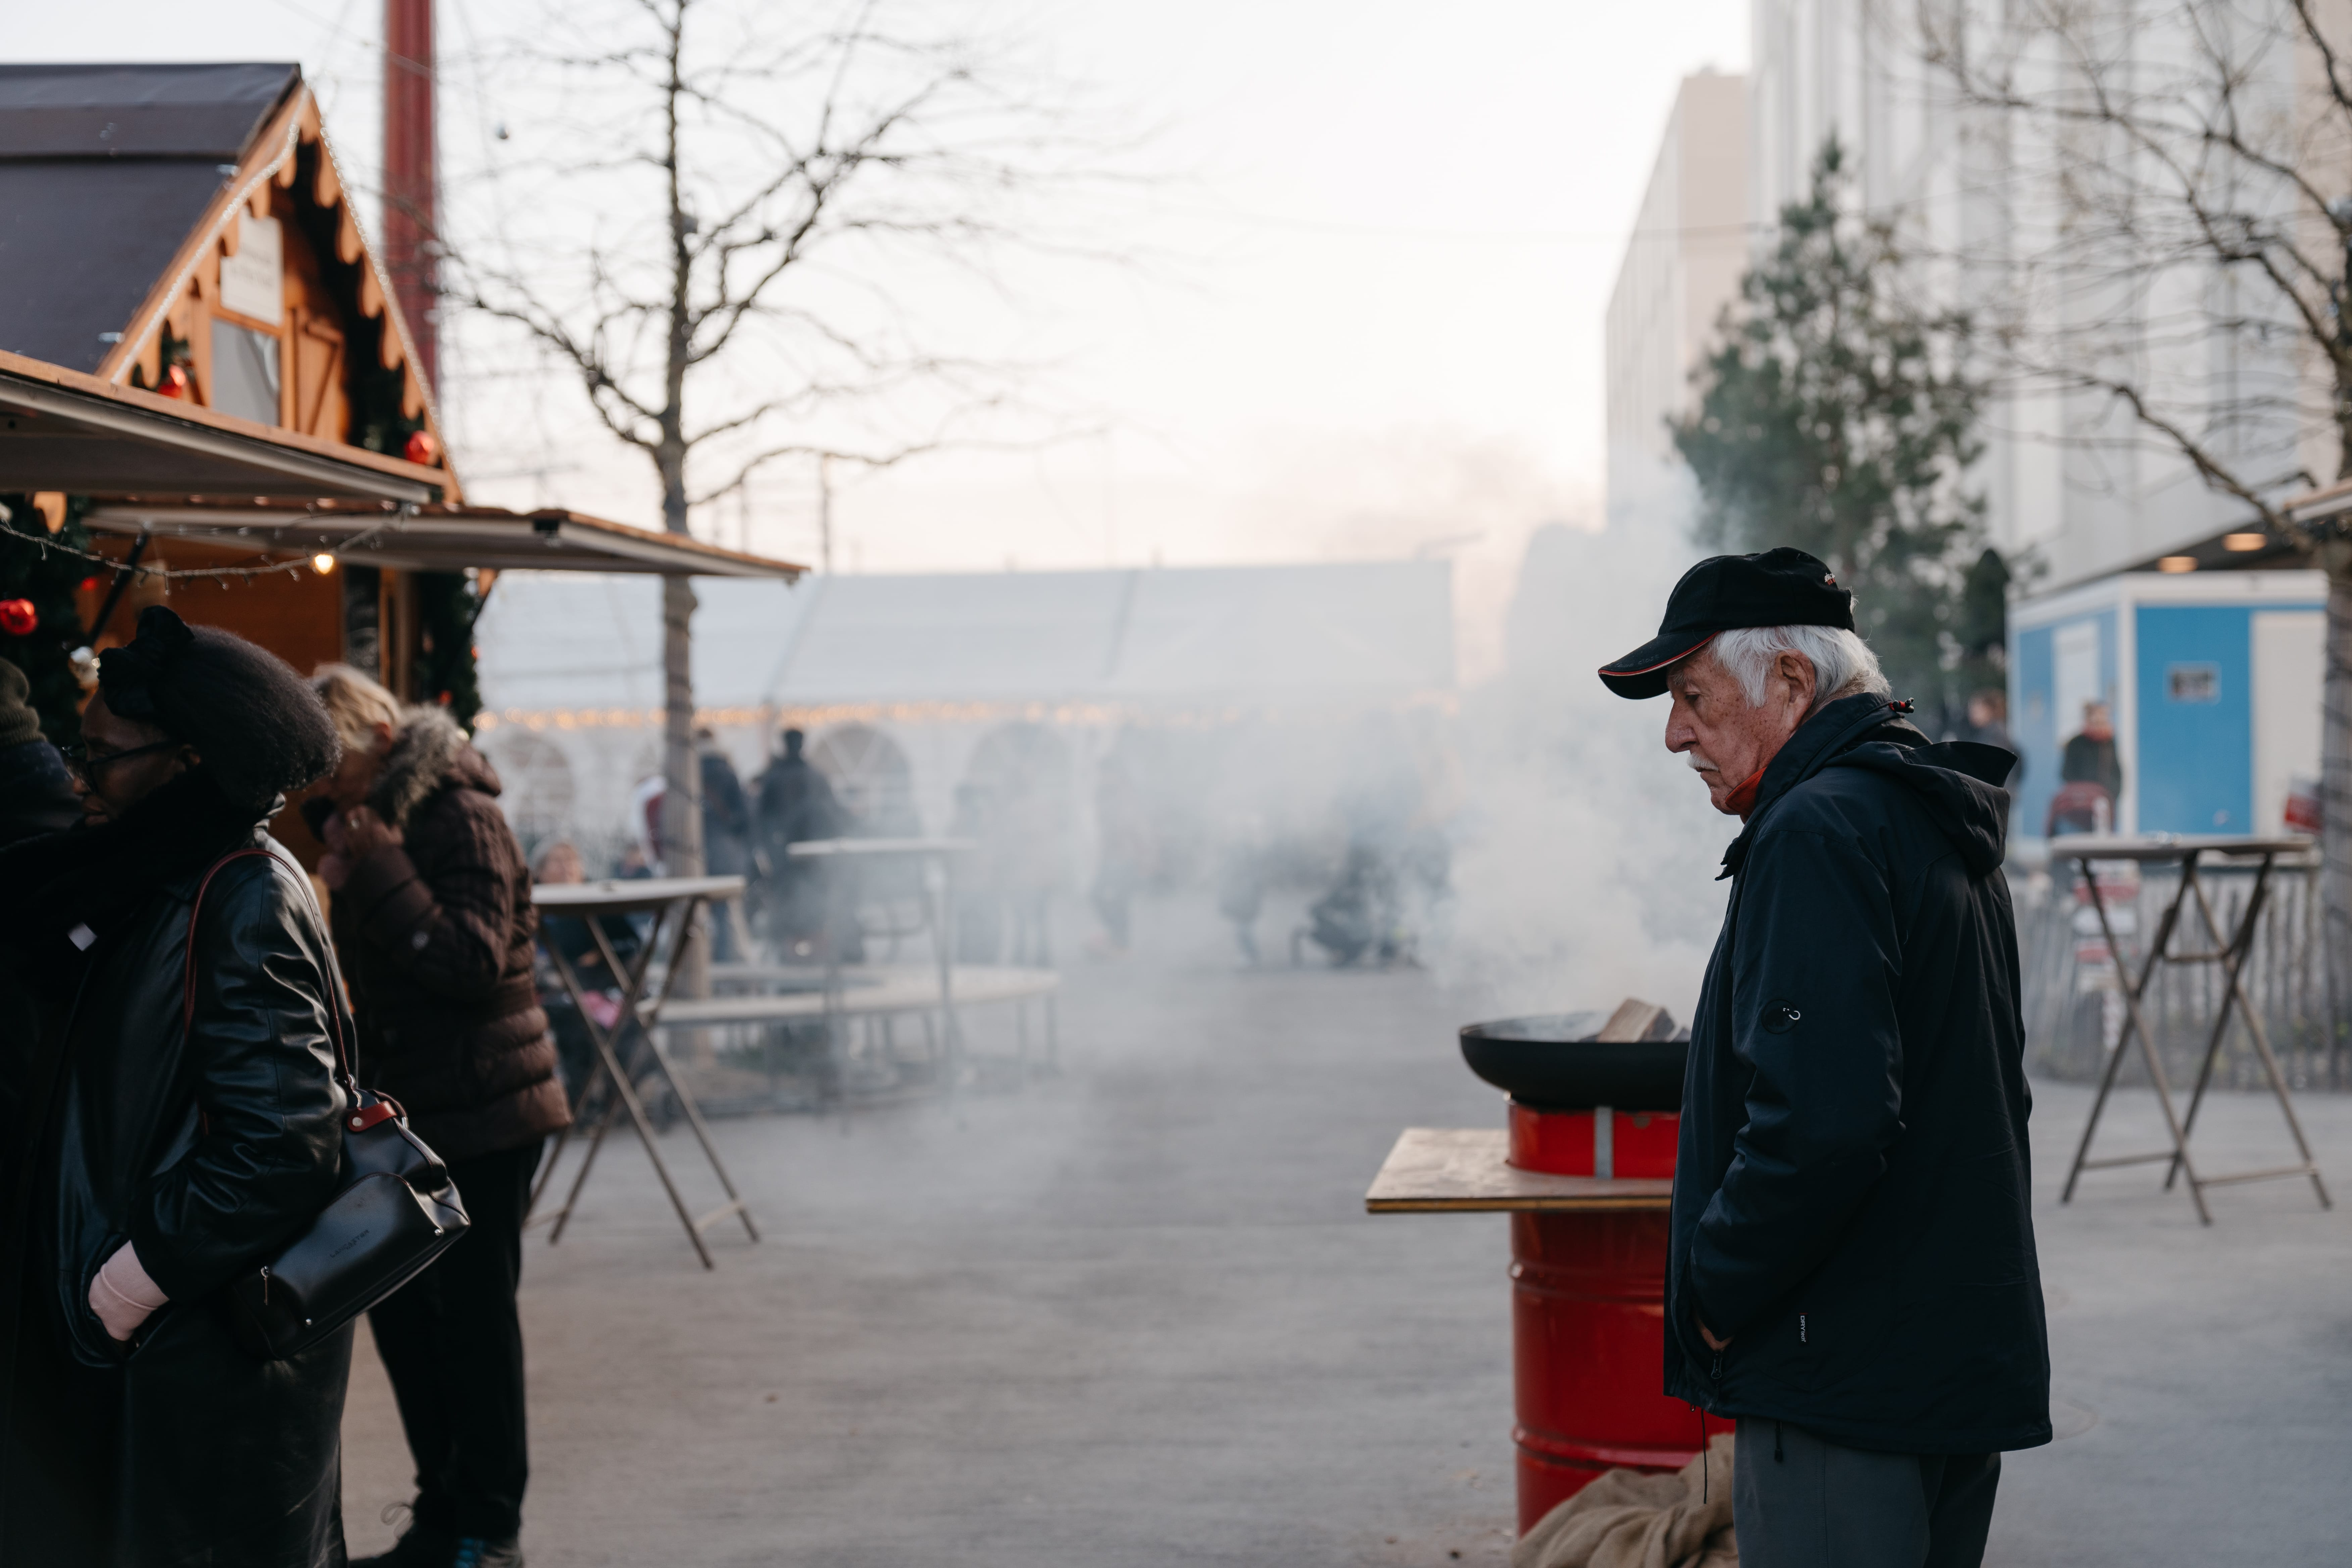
311, 666, 567, 1568
754, 728, 845, 956
629, 773, 667, 874
1597, 549, 2045, 1568
1089, 753, 1149, 954
0, 608, 348, 1565
1959, 689, 2021, 788
1215, 820, 1268, 965
949, 781, 1006, 962
2048, 700, 2120, 837
2061, 700, 2121, 801
697, 729, 752, 961
0, 657, 75, 845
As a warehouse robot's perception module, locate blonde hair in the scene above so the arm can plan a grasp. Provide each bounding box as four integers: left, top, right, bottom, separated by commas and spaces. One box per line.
311, 663, 405, 754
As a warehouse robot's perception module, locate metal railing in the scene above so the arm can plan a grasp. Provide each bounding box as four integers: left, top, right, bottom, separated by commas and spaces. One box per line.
2017, 854, 2349, 1091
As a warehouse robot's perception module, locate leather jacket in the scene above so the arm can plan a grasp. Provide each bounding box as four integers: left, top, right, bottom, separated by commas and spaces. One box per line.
0, 770, 352, 1566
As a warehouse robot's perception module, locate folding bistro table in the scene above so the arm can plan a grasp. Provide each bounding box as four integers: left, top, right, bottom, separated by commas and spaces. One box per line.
2055, 834, 2332, 1223
527, 875, 760, 1267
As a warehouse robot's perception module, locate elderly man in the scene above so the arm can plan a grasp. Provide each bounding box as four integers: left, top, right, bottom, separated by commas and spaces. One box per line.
1599, 549, 2049, 1568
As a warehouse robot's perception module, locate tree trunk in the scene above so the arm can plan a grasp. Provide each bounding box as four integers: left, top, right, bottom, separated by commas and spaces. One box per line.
2320, 546, 2352, 1070
659, 441, 708, 1003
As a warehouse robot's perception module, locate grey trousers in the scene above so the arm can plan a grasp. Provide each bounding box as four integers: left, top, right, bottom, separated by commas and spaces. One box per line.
1732, 1419, 2000, 1568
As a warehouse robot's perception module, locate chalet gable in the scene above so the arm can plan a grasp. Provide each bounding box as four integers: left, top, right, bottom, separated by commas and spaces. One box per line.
0, 63, 455, 494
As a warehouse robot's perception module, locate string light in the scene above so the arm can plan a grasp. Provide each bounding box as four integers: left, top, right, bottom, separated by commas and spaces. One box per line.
0, 516, 396, 583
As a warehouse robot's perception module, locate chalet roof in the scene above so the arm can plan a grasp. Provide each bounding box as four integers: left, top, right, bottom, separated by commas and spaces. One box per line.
0, 64, 300, 373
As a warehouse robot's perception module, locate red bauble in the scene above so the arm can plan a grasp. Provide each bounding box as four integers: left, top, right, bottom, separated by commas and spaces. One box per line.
404, 429, 440, 465
158, 363, 190, 399
0, 599, 37, 637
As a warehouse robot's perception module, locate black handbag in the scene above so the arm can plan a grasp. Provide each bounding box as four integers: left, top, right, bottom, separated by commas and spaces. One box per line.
181, 848, 470, 1361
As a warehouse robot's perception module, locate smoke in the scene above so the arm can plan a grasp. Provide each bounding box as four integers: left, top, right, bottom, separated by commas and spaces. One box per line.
1426, 515, 1730, 1027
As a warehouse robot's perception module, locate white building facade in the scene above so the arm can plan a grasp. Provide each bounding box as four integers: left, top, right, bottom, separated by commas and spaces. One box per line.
1604, 70, 1750, 530
1747, 0, 2323, 592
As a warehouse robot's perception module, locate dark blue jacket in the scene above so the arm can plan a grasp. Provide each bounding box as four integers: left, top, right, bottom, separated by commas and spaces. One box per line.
1664, 692, 2051, 1455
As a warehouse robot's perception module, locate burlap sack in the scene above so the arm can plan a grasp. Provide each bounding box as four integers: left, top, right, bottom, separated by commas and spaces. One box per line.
1509, 1434, 1737, 1568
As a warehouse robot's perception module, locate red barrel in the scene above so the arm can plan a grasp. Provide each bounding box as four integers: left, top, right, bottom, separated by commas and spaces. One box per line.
1507, 1101, 1699, 1533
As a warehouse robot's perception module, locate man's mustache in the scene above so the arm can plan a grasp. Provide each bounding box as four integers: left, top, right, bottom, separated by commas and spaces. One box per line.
1685, 751, 1719, 776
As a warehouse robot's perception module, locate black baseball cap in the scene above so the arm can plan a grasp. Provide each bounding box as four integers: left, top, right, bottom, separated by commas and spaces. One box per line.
1598, 548, 1854, 699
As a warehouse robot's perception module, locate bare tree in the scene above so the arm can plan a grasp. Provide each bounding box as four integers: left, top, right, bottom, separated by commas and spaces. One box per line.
1916, 0, 2352, 1013
443, 0, 1086, 987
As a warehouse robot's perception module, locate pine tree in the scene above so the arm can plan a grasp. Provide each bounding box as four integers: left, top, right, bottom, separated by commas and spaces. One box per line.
1673, 138, 1989, 713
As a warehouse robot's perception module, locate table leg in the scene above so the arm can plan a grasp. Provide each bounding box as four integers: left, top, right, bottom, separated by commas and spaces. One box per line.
547, 1079, 626, 1246
934, 852, 964, 1090
2061, 854, 2211, 1222
2179, 855, 2333, 1210
538, 896, 757, 1265
526, 919, 638, 1230
2168, 856, 2268, 1184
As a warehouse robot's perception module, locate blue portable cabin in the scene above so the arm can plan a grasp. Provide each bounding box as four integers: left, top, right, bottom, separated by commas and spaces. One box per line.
2010, 549, 2324, 847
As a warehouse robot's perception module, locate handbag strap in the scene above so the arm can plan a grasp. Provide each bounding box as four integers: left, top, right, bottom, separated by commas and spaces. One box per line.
179, 846, 357, 1097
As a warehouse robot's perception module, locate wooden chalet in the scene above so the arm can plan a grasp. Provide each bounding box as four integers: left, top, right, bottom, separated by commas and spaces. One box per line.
0, 62, 798, 698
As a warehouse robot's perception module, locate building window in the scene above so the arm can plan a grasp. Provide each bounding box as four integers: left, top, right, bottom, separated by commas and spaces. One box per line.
210, 320, 281, 425
2167, 663, 2220, 703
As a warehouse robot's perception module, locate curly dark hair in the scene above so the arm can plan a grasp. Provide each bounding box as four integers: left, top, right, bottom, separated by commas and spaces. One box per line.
99, 606, 340, 810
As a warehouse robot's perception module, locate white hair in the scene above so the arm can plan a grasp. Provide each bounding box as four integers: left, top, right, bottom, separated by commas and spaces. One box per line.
1709, 625, 1891, 713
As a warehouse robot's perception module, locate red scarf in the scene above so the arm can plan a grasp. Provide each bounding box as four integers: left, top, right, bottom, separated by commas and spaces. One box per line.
1724, 766, 1768, 821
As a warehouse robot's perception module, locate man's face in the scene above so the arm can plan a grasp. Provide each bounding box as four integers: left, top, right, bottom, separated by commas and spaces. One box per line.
2082, 702, 2112, 741
1664, 646, 1817, 815
73, 691, 197, 824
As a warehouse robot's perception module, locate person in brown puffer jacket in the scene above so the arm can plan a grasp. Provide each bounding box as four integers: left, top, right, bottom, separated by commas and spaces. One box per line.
310, 666, 568, 1568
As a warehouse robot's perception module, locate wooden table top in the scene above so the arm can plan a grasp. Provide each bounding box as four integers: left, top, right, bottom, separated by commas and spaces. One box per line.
1364, 1128, 1673, 1214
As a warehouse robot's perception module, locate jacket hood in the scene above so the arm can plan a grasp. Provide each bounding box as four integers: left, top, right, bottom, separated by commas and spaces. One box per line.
1722, 691, 2012, 879
1827, 738, 2013, 876
371, 707, 500, 831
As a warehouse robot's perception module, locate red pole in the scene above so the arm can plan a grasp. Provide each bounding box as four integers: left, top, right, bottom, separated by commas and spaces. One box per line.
383, 0, 438, 392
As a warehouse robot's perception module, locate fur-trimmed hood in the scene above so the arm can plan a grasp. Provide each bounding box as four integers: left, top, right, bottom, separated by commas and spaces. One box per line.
368, 707, 500, 831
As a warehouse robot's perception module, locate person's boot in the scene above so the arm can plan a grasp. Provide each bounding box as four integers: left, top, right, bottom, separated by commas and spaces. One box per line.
349, 1518, 453, 1568
353, 1533, 523, 1568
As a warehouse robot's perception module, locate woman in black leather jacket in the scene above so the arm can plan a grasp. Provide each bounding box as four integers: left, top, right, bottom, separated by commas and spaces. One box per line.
0, 607, 350, 1566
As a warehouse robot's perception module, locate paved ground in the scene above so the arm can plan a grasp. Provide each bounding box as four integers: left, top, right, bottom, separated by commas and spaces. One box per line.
340, 895, 2352, 1565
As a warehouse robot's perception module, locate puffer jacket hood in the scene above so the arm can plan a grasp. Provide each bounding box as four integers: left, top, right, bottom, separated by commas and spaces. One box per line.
370, 705, 500, 831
